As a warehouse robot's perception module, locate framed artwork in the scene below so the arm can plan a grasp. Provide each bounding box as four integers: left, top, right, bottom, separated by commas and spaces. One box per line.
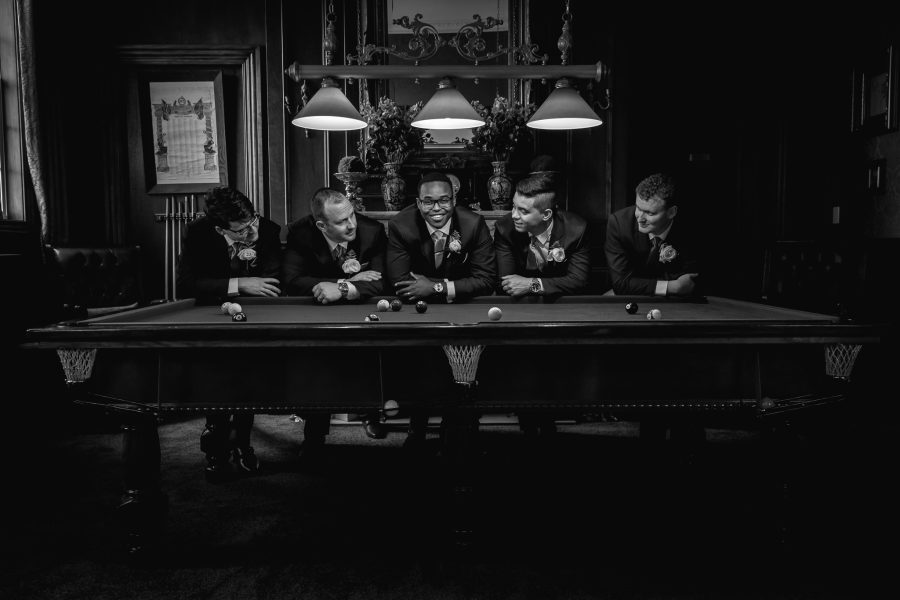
851, 45, 899, 134
140, 70, 228, 194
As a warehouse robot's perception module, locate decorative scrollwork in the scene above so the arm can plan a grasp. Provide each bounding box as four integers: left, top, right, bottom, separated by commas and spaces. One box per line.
348, 14, 444, 65
449, 15, 506, 64
512, 42, 548, 66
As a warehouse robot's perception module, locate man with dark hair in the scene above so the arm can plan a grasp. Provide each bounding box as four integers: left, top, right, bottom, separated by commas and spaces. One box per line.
493, 171, 591, 439
387, 171, 496, 448
176, 186, 282, 480
282, 187, 389, 450
387, 171, 496, 303
494, 172, 591, 300
605, 172, 700, 296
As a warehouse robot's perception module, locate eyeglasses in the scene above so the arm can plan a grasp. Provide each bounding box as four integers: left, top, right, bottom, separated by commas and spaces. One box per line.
227, 214, 259, 236
418, 197, 453, 210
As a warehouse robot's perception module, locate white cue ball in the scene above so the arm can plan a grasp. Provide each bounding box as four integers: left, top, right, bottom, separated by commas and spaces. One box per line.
488, 306, 503, 321
646, 308, 662, 320
221, 302, 233, 314
376, 299, 391, 312
228, 302, 243, 316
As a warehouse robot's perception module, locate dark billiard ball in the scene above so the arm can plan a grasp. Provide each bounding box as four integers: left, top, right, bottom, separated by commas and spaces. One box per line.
231, 312, 247, 322
367, 313, 380, 322
415, 301, 428, 314
390, 299, 403, 312
625, 302, 639, 314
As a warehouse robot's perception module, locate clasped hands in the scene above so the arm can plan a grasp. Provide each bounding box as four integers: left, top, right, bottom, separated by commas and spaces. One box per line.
312, 270, 382, 304
394, 272, 437, 302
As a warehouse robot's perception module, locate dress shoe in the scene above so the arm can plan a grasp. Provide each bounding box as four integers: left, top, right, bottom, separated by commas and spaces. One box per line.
362, 419, 388, 439
232, 446, 261, 473
204, 455, 234, 483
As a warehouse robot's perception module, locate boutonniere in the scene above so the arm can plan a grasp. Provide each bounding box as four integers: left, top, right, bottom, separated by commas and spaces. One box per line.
341, 249, 361, 274
547, 241, 566, 263
237, 246, 258, 267
658, 243, 677, 264
447, 230, 463, 254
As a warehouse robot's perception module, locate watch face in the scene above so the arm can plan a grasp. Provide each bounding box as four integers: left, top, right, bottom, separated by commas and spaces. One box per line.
433, 282, 444, 293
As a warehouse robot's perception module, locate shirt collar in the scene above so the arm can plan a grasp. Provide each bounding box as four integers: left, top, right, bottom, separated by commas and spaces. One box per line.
321, 231, 347, 253
425, 220, 452, 238
531, 219, 554, 246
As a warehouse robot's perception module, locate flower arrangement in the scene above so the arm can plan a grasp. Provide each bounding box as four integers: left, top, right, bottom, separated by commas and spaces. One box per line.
659, 243, 677, 264
465, 96, 535, 162
341, 249, 361, 274
359, 97, 428, 169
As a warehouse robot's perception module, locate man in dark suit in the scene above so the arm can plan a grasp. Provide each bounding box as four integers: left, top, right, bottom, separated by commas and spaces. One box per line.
605, 172, 700, 297
494, 172, 591, 438
605, 172, 704, 447
176, 186, 282, 480
282, 188, 389, 454
387, 171, 497, 447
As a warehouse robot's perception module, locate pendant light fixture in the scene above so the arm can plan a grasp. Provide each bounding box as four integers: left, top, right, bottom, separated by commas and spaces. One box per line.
291, 77, 367, 131
411, 78, 485, 130
527, 78, 603, 130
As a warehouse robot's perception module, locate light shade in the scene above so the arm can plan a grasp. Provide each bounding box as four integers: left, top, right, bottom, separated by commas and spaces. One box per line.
291, 78, 367, 131
527, 79, 603, 130
411, 78, 485, 130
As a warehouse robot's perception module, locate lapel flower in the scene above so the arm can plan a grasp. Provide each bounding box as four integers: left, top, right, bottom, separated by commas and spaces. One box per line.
341, 249, 361, 274
658, 243, 677, 263
447, 230, 462, 254
547, 241, 566, 263
237, 247, 256, 261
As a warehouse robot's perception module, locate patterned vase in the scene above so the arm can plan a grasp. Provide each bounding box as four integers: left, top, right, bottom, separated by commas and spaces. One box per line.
381, 162, 406, 211
487, 160, 513, 210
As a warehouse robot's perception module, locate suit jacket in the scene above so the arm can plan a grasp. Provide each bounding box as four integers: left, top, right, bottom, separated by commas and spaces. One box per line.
605, 205, 702, 296
176, 215, 282, 304
282, 212, 388, 299
493, 209, 591, 297
386, 204, 496, 301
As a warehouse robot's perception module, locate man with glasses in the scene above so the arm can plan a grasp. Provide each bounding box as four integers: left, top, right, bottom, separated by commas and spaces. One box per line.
177, 186, 282, 481
281, 187, 389, 456
386, 171, 496, 449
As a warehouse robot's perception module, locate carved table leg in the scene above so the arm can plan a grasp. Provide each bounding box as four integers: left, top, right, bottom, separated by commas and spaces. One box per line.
119, 413, 167, 557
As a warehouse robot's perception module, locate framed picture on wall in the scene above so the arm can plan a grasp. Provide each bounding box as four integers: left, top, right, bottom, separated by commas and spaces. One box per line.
850, 45, 899, 134
139, 70, 228, 194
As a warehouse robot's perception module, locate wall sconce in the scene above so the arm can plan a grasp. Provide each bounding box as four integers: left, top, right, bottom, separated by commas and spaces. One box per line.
291, 77, 367, 131
411, 78, 485, 130
527, 78, 603, 130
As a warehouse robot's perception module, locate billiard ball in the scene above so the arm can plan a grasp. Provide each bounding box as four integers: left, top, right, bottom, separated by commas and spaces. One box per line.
646, 308, 662, 320
415, 301, 428, 314
228, 302, 243, 316
390, 299, 403, 312
383, 399, 400, 417
625, 302, 639, 314
231, 312, 247, 322
488, 306, 502, 321
220, 302, 232, 314
366, 313, 380, 322
376, 299, 390, 312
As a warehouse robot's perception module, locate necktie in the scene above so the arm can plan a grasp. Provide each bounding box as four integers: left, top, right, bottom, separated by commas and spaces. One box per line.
433, 231, 447, 269
526, 236, 546, 271
646, 236, 661, 268
333, 244, 347, 263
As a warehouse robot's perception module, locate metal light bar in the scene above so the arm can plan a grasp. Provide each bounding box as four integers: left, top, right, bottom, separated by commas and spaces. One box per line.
285, 62, 608, 83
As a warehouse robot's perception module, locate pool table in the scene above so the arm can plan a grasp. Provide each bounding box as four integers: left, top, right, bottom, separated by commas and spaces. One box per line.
23, 295, 882, 552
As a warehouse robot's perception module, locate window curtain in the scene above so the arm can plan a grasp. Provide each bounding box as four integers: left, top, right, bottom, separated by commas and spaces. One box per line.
15, 0, 49, 242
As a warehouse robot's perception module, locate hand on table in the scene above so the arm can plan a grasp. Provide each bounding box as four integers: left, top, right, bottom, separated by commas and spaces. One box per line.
394, 272, 436, 302
500, 274, 533, 298
238, 277, 281, 297
668, 273, 699, 296
312, 282, 342, 304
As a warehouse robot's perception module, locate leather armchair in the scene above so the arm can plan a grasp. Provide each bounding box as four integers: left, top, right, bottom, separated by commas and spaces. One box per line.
45, 245, 145, 319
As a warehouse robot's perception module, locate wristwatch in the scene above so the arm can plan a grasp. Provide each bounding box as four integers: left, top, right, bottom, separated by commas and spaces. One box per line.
338, 281, 349, 299
432, 281, 445, 294
530, 278, 542, 294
